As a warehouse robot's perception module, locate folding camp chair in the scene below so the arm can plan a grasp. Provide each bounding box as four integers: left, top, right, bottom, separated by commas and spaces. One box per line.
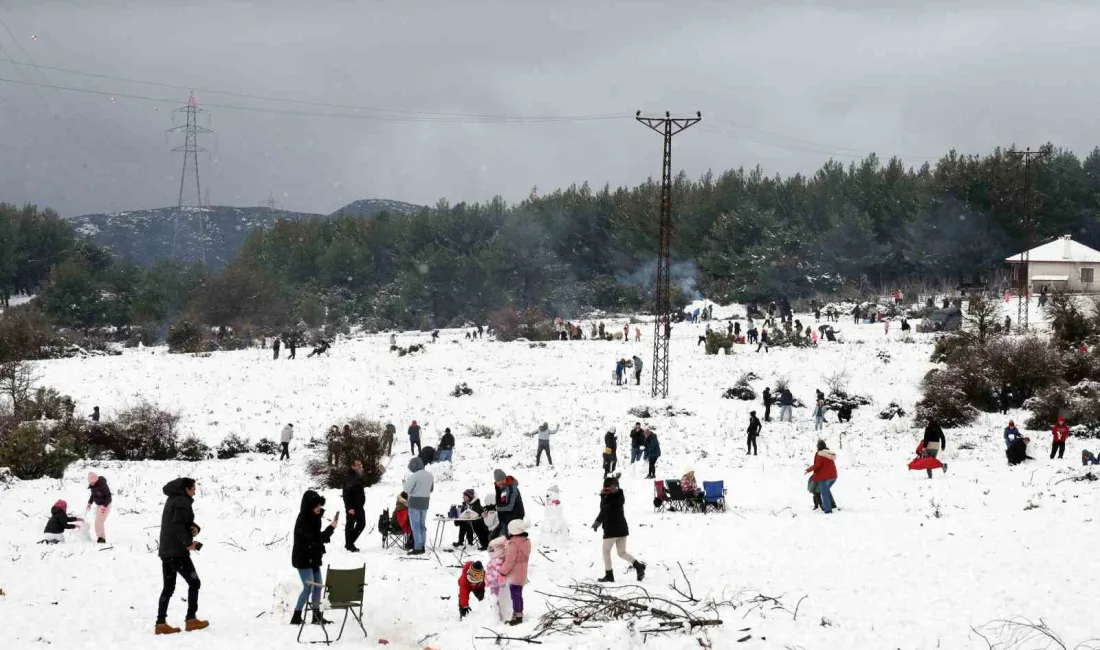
702, 481, 726, 512
379, 510, 412, 551
297, 564, 368, 645
664, 479, 689, 512
653, 480, 668, 512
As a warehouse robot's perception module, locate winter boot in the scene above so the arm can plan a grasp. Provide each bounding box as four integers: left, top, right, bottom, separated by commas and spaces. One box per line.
96, 537, 106, 544
311, 610, 332, 625
290, 610, 303, 625
812, 493, 822, 510
184, 618, 209, 632
507, 613, 524, 626
154, 623, 181, 635
633, 561, 647, 582
942, 463, 948, 474
597, 570, 614, 583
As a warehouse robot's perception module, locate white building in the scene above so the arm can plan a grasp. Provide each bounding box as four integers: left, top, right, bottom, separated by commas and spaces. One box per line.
1005, 235, 1100, 292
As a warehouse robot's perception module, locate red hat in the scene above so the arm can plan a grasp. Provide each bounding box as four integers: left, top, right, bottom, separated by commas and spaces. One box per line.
54, 499, 67, 510
1058, 415, 1066, 423
1008, 420, 1015, 427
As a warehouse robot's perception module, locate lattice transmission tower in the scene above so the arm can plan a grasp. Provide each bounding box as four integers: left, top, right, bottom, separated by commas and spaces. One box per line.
168, 92, 213, 265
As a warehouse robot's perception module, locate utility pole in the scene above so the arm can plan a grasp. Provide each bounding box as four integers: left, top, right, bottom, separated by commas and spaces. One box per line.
1009, 147, 1048, 332
264, 192, 277, 211
168, 92, 214, 265
636, 110, 701, 399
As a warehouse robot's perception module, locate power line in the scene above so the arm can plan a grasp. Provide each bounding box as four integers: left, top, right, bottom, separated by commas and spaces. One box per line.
705, 120, 949, 162
0, 59, 627, 123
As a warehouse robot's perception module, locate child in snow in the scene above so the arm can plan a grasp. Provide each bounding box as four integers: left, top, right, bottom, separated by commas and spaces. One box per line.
1082, 450, 1098, 466
485, 537, 513, 622
500, 519, 531, 626
457, 560, 486, 619
603, 428, 618, 476
42, 500, 83, 543
86, 472, 112, 544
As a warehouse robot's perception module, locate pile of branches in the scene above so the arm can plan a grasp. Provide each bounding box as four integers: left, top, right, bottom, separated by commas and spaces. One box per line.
972, 616, 1100, 650
533, 581, 724, 642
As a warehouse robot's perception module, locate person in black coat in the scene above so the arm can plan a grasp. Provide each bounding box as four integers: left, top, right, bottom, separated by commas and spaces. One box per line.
291, 490, 338, 625
603, 427, 618, 476
454, 489, 489, 549
342, 460, 367, 552
438, 428, 456, 463
629, 423, 645, 464
156, 478, 206, 634
762, 388, 774, 422
42, 499, 82, 543
922, 418, 948, 478
273, 337, 281, 359
486, 469, 525, 540
592, 477, 646, 583
746, 411, 762, 456
86, 472, 112, 544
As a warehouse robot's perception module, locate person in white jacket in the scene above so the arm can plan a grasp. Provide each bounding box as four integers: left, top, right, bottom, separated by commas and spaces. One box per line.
280, 424, 294, 461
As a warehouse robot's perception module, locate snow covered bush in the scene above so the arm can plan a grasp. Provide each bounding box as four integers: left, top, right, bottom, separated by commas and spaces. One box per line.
216, 433, 251, 460
1045, 289, 1095, 349
469, 424, 496, 438
307, 418, 386, 488
488, 307, 555, 343
20, 387, 74, 421
81, 400, 181, 461
914, 369, 978, 427
0, 306, 63, 363
177, 435, 212, 461
0, 422, 76, 479
722, 374, 756, 400
767, 327, 812, 348
253, 437, 279, 455
1023, 382, 1100, 437
704, 331, 733, 355
878, 401, 907, 420
450, 382, 473, 397
167, 319, 210, 354
0, 360, 38, 414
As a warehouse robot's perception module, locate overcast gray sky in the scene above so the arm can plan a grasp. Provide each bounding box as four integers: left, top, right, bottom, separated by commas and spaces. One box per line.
1, 0, 1099, 217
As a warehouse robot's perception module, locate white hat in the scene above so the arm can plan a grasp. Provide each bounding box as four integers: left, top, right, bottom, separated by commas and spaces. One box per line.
507, 519, 528, 536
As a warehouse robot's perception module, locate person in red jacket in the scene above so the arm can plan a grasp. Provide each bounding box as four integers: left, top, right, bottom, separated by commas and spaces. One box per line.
805, 439, 838, 514
457, 560, 486, 619
1051, 415, 1071, 460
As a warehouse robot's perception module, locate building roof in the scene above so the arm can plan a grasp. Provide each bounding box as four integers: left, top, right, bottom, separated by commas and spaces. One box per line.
1005, 236, 1100, 264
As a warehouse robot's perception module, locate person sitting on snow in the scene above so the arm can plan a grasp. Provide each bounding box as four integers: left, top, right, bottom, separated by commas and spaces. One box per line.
457, 560, 486, 619
1007, 437, 1033, 466
42, 500, 83, 544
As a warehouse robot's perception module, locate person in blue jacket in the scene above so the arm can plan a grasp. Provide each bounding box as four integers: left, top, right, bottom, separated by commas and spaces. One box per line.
1003, 420, 1021, 448
642, 429, 661, 479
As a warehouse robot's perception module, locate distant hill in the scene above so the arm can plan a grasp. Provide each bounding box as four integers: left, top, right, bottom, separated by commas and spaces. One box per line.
330, 198, 423, 219
69, 199, 423, 268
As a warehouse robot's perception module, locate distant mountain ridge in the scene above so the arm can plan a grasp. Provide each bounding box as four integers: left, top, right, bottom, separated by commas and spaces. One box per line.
68, 199, 424, 268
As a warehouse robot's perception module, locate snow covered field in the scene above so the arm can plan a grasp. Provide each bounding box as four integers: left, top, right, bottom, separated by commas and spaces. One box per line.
2, 307, 1098, 649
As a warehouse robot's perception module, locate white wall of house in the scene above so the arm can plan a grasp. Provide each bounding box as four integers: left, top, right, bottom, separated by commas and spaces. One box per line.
1026, 260, 1099, 292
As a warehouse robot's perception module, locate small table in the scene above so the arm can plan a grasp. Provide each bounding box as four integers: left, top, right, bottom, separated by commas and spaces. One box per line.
430, 516, 458, 551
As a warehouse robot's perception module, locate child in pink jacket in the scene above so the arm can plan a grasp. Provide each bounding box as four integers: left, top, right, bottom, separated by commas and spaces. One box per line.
485, 536, 512, 621
500, 519, 531, 625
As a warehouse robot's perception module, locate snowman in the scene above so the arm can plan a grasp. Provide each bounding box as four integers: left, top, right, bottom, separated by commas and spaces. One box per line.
541, 485, 569, 539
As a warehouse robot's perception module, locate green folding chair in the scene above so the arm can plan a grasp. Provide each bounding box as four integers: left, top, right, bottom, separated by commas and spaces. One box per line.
297, 565, 367, 645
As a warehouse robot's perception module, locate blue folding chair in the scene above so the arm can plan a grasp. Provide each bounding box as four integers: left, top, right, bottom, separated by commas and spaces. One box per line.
702, 481, 726, 512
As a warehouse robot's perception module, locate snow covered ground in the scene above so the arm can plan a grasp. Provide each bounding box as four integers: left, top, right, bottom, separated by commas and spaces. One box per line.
2, 302, 1098, 649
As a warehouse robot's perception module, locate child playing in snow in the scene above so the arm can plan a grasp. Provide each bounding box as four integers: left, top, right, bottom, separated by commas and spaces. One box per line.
456, 561, 486, 619
485, 537, 512, 621
42, 500, 82, 544
500, 519, 531, 626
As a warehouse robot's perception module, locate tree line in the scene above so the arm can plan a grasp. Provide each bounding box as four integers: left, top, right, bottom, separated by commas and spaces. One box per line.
3, 142, 1100, 345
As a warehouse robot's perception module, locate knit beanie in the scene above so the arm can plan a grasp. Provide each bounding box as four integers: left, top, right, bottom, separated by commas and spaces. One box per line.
87, 472, 98, 484
493, 469, 506, 482
466, 561, 485, 584
54, 499, 67, 511
463, 489, 475, 501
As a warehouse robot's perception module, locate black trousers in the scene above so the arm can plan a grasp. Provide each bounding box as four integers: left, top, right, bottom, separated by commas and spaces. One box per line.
764, 404, 771, 422
458, 519, 489, 547
747, 435, 758, 455
647, 457, 657, 478
345, 507, 366, 547
410, 440, 421, 455
635, 370, 641, 385
603, 454, 617, 475
1051, 441, 1066, 459
280, 442, 290, 460
158, 557, 200, 623
537, 441, 553, 466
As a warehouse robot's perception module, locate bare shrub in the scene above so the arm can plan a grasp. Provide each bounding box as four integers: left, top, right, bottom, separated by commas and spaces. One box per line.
307, 418, 386, 489
469, 424, 496, 438
823, 369, 850, 396
0, 360, 38, 414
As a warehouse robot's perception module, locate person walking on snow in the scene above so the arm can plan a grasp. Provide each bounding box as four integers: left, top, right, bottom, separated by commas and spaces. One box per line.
290, 490, 338, 626
280, 424, 294, 461
408, 420, 422, 455
86, 472, 112, 544
623, 322, 630, 341
500, 519, 532, 626
531, 422, 559, 467
805, 440, 838, 514
42, 500, 83, 544
156, 478, 208, 634
486, 469, 525, 541
403, 457, 434, 554
1051, 415, 1071, 459
438, 428, 455, 463
762, 387, 774, 422
614, 359, 625, 386
778, 388, 794, 422
457, 560, 486, 619
592, 476, 647, 583
632, 354, 643, 386
813, 398, 826, 431
272, 336, 281, 359
642, 429, 661, 479
634, 327, 642, 342
922, 418, 948, 478
746, 411, 762, 456
603, 427, 618, 476
342, 459, 366, 552
757, 327, 770, 352
629, 423, 645, 464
